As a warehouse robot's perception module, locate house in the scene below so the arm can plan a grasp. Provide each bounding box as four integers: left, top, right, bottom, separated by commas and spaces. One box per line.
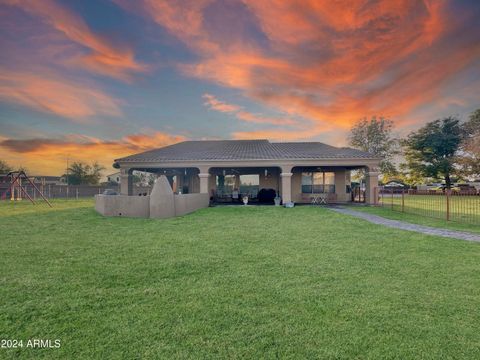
32, 176, 65, 185
113, 140, 381, 204
106, 172, 121, 184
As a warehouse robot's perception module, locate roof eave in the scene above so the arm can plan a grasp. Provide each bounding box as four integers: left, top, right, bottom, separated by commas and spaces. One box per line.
114, 156, 382, 165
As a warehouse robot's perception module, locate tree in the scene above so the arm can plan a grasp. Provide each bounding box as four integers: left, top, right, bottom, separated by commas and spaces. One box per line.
65, 161, 105, 185
66, 162, 88, 185
85, 162, 105, 185
402, 116, 463, 188
349, 116, 399, 176
458, 109, 480, 179
0, 160, 12, 174
132, 171, 156, 186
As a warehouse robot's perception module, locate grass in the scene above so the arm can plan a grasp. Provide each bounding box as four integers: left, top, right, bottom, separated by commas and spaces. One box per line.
348, 205, 480, 234
378, 194, 480, 225
1, 199, 480, 359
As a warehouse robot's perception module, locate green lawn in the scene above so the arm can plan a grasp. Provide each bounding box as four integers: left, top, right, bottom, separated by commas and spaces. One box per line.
1, 200, 480, 359
379, 193, 480, 225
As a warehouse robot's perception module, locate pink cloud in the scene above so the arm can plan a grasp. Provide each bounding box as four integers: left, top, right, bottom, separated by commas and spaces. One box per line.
5, 0, 147, 81
0, 70, 122, 120
203, 93, 241, 113
202, 93, 299, 126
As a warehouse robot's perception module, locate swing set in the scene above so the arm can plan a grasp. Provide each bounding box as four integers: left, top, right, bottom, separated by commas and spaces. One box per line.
0, 171, 52, 207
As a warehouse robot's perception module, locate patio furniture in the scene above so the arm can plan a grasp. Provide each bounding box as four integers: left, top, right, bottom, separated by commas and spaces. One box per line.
310, 193, 328, 205
318, 193, 328, 204
258, 188, 276, 204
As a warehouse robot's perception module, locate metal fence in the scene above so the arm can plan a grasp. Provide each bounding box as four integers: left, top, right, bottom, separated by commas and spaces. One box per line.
0, 184, 156, 201
376, 187, 480, 225
351, 186, 365, 203
0, 184, 121, 200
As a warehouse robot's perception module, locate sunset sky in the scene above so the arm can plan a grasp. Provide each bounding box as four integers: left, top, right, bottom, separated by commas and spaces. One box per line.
1, 0, 479, 175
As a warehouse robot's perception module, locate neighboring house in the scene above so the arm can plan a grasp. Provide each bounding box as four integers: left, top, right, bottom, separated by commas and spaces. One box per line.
467, 181, 480, 191
32, 176, 65, 185
113, 140, 381, 204
0, 174, 65, 185
106, 172, 121, 184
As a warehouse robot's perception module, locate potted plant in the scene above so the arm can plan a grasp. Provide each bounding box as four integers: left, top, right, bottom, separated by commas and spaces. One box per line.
274, 196, 281, 206
242, 195, 249, 205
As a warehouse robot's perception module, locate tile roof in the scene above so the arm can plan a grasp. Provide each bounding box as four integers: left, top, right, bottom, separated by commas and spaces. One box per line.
115, 140, 378, 163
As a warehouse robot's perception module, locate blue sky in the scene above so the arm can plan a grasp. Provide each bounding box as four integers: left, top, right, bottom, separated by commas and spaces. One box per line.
0, 0, 479, 174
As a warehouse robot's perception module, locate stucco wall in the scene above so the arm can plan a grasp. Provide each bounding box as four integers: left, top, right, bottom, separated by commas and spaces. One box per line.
95, 195, 150, 218
259, 171, 279, 191
174, 193, 210, 216
95, 175, 209, 219
291, 172, 302, 202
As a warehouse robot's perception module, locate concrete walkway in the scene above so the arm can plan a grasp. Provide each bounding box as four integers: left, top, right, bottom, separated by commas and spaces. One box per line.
329, 207, 480, 242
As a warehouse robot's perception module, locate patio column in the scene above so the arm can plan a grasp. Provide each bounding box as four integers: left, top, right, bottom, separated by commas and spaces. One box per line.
120, 168, 133, 195
334, 169, 347, 202
198, 173, 210, 194
280, 172, 293, 204
365, 167, 380, 204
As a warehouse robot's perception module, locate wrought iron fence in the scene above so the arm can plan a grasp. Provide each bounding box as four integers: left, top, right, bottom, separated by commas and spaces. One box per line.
351, 186, 365, 203
376, 187, 480, 225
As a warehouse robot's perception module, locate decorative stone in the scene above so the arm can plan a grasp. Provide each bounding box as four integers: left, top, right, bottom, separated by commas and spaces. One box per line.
149, 175, 175, 219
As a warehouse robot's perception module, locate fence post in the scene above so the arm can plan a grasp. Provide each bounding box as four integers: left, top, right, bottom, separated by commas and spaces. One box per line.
401, 189, 405, 212
76, 187, 79, 200
446, 189, 450, 221
391, 187, 394, 210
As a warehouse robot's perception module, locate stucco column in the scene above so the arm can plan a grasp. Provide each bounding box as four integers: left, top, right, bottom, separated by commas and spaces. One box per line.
280, 172, 293, 204
365, 167, 380, 204
334, 169, 347, 202
120, 168, 133, 195
198, 173, 210, 194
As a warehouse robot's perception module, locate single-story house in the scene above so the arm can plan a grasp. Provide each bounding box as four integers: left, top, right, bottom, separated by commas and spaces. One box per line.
113, 140, 381, 204
106, 172, 121, 184
33, 176, 66, 186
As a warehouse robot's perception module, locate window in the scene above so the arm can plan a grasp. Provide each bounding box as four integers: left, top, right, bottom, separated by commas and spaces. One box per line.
301, 172, 335, 193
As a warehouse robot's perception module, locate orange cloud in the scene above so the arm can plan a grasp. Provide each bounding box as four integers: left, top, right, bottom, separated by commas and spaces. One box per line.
0, 132, 186, 175
203, 93, 241, 113
235, 111, 297, 126
125, 0, 479, 135
0, 70, 122, 120
202, 93, 299, 126
5, 0, 147, 81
